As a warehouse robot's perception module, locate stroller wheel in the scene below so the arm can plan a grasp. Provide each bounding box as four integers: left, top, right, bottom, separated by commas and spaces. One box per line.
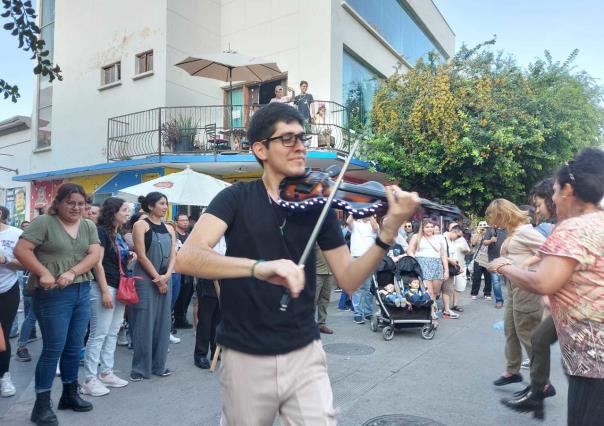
382, 326, 395, 341
370, 315, 379, 332
421, 324, 436, 340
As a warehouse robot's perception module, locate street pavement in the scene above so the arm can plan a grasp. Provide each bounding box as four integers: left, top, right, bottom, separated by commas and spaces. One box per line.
1, 287, 567, 425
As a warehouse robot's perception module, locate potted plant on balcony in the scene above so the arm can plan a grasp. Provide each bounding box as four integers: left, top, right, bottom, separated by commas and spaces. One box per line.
175, 115, 198, 152
161, 119, 179, 151
161, 116, 198, 153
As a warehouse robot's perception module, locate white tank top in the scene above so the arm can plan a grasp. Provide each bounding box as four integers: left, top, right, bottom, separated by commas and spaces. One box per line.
414, 235, 442, 258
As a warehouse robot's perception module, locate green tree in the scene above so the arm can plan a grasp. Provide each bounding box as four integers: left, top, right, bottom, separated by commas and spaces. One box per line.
1, 0, 62, 102
367, 40, 604, 214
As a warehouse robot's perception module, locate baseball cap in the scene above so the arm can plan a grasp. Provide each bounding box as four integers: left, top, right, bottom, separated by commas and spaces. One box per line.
478, 221, 488, 228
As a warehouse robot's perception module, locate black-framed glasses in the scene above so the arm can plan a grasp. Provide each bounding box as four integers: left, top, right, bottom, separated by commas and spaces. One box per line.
263, 132, 312, 147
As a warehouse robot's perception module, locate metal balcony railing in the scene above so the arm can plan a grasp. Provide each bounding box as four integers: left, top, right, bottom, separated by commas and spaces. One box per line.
106, 102, 352, 161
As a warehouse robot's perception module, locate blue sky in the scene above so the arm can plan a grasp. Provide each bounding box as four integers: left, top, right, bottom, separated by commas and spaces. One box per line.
1, 1, 603, 121
433, 0, 604, 84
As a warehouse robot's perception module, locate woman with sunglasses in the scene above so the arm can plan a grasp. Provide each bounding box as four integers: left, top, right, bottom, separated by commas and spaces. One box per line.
489, 148, 604, 424
14, 183, 101, 426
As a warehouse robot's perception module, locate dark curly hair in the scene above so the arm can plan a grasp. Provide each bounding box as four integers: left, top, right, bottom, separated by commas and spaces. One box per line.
556, 148, 604, 205
98, 197, 126, 240
530, 178, 556, 221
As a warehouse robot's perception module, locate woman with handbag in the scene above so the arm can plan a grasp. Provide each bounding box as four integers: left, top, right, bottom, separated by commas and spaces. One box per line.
129, 192, 176, 381
484, 199, 545, 391
14, 183, 101, 426
81, 197, 133, 396
408, 218, 449, 320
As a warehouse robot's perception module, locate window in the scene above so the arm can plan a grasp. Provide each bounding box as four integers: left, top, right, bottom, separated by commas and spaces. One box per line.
343, 50, 381, 127
36, 0, 55, 148
346, 0, 446, 64
102, 62, 121, 86
136, 50, 153, 74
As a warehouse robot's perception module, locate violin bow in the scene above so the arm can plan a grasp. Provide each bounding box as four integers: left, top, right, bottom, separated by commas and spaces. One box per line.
279, 134, 361, 311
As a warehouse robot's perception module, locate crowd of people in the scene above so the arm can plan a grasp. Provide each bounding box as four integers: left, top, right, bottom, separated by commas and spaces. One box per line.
0, 100, 602, 426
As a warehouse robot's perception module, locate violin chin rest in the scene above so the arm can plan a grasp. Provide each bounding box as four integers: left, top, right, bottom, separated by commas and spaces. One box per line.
325, 164, 341, 177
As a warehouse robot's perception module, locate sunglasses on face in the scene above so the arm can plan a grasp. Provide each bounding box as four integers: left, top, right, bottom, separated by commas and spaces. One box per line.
263, 132, 312, 147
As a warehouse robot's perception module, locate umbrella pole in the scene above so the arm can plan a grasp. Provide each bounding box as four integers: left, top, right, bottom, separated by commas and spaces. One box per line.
229, 68, 234, 147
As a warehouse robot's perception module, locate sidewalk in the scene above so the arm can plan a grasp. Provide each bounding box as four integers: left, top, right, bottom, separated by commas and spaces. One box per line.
1, 289, 566, 425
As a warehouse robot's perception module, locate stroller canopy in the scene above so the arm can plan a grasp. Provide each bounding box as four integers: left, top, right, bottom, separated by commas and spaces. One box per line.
395, 256, 423, 280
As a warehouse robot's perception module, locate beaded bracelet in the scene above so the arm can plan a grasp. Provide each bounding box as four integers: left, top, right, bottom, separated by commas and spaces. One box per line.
251, 260, 265, 278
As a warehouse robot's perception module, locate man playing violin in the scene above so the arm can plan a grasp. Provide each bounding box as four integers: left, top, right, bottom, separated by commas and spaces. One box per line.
176, 102, 420, 425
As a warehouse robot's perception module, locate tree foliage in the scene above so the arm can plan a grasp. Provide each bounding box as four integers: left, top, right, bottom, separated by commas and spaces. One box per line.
1, 0, 62, 102
366, 39, 604, 214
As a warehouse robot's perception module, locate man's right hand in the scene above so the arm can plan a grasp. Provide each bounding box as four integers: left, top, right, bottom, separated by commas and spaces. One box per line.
253, 259, 305, 298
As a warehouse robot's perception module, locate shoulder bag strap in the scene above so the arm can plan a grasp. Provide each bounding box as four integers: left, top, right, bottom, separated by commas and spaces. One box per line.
424, 237, 440, 255
114, 237, 125, 277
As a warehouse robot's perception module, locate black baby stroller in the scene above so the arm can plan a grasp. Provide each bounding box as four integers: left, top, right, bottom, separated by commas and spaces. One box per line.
370, 255, 437, 340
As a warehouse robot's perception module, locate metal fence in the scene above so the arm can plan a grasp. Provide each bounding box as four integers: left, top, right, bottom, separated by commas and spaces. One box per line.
107, 101, 352, 161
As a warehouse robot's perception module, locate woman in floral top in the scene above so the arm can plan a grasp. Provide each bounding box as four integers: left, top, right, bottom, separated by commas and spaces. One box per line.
489, 148, 604, 425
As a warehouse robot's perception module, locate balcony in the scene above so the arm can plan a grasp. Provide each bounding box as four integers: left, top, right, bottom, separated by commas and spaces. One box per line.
106, 102, 352, 162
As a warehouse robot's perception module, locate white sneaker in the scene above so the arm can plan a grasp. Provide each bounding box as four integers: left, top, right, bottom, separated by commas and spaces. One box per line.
80, 377, 110, 396
117, 327, 129, 346
169, 334, 181, 344
99, 372, 129, 388
0, 372, 16, 397
521, 358, 530, 369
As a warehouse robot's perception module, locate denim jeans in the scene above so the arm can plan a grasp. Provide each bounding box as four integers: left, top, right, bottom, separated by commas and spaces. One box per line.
17, 294, 37, 349
490, 272, 504, 303
10, 315, 19, 337
84, 281, 126, 379
33, 281, 91, 392
171, 273, 181, 311
352, 275, 373, 317
338, 291, 351, 310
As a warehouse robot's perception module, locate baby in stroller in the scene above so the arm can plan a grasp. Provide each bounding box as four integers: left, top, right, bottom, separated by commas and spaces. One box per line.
405, 278, 433, 308
378, 283, 410, 309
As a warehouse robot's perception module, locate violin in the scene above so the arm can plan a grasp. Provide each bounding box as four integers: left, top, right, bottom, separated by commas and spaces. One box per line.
279, 167, 461, 219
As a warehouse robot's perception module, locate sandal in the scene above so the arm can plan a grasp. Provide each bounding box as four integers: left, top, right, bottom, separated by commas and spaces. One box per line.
452, 305, 464, 312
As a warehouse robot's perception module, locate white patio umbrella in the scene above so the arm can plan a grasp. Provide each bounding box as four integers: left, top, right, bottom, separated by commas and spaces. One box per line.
118, 167, 230, 206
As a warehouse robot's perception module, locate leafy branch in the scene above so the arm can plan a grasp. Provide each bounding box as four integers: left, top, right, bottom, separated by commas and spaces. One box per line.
1, 0, 62, 102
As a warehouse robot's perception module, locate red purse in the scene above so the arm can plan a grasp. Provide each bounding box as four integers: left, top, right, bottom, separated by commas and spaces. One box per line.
115, 239, 142, 305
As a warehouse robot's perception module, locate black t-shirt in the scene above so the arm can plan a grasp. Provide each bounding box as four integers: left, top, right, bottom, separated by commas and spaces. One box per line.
97, 227, 122, 289
206, 180, 345, 355
293, 93, 314, 120
485, 227, 507, 261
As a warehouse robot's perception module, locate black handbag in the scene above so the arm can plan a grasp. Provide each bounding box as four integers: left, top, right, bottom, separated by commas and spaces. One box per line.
445, 237, 462, 276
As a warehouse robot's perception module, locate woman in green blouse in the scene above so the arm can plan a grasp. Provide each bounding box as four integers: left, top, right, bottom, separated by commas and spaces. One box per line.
14, 183, 101, 426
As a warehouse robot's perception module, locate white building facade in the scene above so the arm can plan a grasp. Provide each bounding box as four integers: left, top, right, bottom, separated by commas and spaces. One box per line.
14, 0, 454, 215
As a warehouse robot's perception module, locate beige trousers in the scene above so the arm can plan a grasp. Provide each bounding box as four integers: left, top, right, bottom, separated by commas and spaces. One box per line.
219, 340, 337, 426
504, 285, 543, 374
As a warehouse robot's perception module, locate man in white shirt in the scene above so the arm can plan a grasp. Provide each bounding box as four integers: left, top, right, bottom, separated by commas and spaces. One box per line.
347, 215, 378, 324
